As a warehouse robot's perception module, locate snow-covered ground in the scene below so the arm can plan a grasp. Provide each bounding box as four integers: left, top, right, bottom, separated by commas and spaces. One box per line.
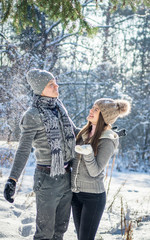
0, 142, 150, 240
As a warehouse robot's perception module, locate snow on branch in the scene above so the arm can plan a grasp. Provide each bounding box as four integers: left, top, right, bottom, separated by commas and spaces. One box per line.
0, 85, 26, 111
72, 103, 93, 121
45, 20, 61, 35
46, 32, 79, 47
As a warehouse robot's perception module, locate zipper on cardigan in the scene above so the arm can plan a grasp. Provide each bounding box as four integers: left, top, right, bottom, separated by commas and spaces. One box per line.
73, 155, 81, 192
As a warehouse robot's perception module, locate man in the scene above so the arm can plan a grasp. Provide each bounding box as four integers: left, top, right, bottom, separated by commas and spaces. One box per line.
4, 69, 76, 240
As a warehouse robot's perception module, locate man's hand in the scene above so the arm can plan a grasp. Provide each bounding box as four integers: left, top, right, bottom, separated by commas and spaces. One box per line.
116, 129, 127, 137
112, 126, 126, 137
4, 179, 16, 203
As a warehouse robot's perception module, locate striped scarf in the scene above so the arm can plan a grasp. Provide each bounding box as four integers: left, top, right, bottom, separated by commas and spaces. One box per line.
33, 95, 75, 177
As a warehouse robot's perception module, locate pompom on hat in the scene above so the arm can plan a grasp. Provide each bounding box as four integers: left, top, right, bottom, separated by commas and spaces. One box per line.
26, 69, 54, 95
94, 98, 131, 124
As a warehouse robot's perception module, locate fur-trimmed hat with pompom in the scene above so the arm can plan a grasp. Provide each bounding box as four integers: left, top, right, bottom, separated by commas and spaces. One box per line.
94, 98, 131, 124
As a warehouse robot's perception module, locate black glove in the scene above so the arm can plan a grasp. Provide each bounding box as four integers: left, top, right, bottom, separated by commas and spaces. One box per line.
112, 126, 126, 137
112, 126, 118, 131
4, 179, 16, 203
116, 129, 127, 137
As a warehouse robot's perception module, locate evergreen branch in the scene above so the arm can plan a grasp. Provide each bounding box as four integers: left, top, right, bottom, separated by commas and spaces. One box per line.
45, 20, 61, 35
46, 32, 79, 47
1, 0, 13, 22
1, 0, 149, 35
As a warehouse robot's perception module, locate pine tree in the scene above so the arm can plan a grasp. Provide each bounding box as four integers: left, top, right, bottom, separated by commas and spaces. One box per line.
1, 0, 150, 35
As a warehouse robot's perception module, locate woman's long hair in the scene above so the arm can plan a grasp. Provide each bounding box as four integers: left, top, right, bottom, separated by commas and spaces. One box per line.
76, 112, 108, 156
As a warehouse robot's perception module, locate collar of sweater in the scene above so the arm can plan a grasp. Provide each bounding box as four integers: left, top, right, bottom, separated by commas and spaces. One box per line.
82, 129, 118, 142
100, 129, 119, 140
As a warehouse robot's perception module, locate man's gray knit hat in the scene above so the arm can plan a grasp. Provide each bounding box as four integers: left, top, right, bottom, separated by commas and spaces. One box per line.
26, 69, 54, 95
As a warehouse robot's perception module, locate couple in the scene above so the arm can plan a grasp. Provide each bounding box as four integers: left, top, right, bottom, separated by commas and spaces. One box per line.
4, 69, 131, 240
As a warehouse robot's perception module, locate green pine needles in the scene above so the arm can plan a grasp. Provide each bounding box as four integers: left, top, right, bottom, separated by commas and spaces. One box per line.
1, 0, 150, 35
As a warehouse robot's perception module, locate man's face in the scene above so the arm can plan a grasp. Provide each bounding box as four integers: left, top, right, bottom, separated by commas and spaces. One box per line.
41, 79, 59, 98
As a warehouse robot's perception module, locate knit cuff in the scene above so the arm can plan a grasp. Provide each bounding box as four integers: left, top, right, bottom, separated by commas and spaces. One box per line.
83, 151, 94, 162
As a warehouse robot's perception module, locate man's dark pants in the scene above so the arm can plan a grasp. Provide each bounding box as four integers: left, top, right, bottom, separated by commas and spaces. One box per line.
33, 168, 72, 240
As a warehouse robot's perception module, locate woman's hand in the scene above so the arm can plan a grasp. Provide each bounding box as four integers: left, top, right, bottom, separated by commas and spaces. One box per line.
75, 144, 93, 155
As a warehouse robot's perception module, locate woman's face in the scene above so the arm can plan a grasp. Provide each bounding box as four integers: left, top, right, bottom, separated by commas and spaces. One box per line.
87, 104, 100, 125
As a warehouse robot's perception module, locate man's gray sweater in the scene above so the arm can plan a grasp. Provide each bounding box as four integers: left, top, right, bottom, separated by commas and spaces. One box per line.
9, 106, 69, 181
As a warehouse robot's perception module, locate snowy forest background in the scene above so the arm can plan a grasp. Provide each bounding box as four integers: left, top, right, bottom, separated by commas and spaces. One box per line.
0, 0, 150, 173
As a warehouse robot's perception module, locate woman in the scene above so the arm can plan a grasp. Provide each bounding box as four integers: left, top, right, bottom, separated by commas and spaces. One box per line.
71, 98, 131, 240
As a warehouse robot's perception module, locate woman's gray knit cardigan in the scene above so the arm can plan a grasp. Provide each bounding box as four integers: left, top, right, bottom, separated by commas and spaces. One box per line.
71, 129, 119, 194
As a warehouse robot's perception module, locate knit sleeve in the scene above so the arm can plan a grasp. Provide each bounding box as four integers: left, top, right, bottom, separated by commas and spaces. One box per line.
9, 111, 39, 181
68, 117, 81, 137
83, 139, 116, 177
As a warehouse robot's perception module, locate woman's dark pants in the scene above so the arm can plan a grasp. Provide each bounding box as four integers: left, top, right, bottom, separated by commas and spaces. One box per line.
72, 191, 106, 240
